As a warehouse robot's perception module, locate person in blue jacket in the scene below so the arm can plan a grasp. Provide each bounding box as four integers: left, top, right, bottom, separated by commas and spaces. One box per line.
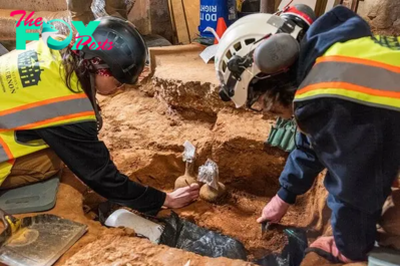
215, 4, 400, 263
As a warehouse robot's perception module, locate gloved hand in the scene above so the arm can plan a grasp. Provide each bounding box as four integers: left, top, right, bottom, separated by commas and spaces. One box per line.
308, 236, 354, 263
257, 194, 290, 224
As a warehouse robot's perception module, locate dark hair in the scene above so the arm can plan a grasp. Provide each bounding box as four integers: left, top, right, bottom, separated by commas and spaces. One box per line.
58, 46, 103, 131
251, 68, 297, 109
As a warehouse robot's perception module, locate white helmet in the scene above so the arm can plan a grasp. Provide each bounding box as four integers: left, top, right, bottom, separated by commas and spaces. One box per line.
215, 4, 316, 109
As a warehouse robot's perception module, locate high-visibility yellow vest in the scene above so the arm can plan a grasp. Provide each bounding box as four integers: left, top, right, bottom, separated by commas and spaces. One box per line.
0, 40, 97, 183
294, 36, 400, 111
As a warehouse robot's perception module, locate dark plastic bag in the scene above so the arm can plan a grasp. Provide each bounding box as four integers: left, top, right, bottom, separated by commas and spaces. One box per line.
256, 228, 308, 266
160, 212, 247, 260
98, 204, 247, 260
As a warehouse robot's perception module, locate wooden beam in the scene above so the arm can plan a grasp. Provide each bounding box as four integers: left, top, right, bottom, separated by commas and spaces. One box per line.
260, 0, 276, 13
351, 0, 360, 12
315, 0, 329, 17
170, 0, 190, 44
182, 0, 200, 41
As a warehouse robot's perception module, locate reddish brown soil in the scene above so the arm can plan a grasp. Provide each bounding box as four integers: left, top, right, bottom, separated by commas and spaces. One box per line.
63, 232, 253, 266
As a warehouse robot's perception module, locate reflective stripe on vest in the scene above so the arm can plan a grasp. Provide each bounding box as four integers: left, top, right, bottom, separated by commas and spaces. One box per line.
294, 36, 400, 111
0, 40, 97, 182
0, 136, 12, 163
0, 134, 15, 180
0, 94, 94, 131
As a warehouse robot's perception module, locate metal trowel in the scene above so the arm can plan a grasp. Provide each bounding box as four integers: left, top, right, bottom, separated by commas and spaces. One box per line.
0, 209, 87, 266
261, 221, 271, 234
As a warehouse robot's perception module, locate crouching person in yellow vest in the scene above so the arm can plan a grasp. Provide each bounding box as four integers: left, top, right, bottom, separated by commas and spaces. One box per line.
0, 16, 199, 215
215, 4, 400, 264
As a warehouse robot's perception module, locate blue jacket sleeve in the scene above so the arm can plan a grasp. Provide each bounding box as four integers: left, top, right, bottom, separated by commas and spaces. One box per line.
277, 132, 325, 204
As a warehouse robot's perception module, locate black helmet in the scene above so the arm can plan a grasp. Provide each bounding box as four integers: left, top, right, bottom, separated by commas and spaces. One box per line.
81, 16, 147, 84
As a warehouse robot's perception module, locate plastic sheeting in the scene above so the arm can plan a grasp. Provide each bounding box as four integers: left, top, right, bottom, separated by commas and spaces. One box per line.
160, 212, 248, 260
198, 159, 219, 190
255, 228, 308, 266
182, 140, 196, 163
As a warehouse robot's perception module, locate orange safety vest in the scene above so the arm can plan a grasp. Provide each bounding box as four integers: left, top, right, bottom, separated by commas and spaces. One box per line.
294, 36, 400, 111
0, 40, 97, 183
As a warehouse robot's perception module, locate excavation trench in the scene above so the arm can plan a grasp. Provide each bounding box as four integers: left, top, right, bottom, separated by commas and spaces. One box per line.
64, 73, 331, 265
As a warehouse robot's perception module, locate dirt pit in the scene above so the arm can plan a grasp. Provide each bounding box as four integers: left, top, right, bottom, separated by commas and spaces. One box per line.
55, 72, 332, 264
